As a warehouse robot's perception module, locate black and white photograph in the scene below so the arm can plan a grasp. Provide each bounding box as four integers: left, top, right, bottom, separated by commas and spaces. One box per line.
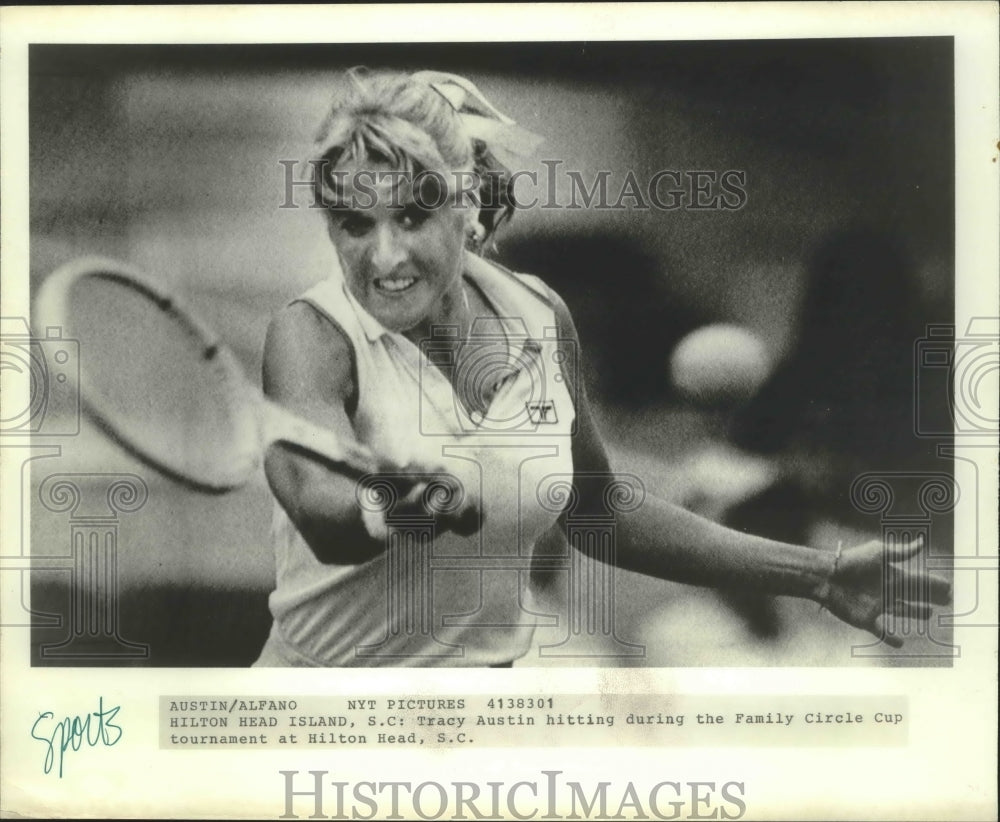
1, 4, 997, 820
20, 35, 961, 669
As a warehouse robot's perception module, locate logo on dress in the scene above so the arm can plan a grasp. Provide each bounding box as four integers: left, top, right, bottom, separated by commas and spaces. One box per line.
526, 400, 558, 424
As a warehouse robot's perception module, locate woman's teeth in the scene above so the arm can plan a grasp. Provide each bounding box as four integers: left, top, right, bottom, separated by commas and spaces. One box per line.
375, 277, 416, 293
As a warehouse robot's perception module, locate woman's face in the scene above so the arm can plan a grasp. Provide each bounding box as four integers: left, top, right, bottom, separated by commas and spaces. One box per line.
324, 158, 470, 334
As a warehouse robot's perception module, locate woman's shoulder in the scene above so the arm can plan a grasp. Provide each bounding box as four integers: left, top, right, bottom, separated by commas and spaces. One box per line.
264, 276, 363, 364
262, 299, 357, 405
467, 255, 577, 337
469, 254, 552, 303
266, 298, 352, 351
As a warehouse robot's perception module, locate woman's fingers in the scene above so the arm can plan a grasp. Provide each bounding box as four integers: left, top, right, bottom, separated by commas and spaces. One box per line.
451, 502, 484, 536
892, 569, 953, 605
926, 572, 953, 604
890, 599, 933, 620
885, 534, 924, 561
882, 535, 952, 607
867, 599, 934, 648
838, 535, 951, 649
395, 477, 483, 536
872, 615, 905, 648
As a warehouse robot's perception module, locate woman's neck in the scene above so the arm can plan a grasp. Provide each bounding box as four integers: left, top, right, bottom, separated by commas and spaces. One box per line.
401, 270, 470, 348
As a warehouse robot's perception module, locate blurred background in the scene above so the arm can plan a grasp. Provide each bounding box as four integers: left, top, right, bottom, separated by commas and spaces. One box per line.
25, 39, 954, 666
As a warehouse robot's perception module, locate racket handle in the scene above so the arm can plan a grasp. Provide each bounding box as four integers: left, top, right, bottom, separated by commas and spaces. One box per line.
259, 400, 380, 478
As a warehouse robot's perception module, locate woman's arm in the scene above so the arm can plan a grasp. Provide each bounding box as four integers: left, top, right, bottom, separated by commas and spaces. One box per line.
263, 301, 484, 564
548, 291, 949, 647
262, 302, 383, 564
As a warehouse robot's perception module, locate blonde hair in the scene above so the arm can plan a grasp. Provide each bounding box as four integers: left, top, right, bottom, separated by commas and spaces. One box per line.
313, 67, 517, 250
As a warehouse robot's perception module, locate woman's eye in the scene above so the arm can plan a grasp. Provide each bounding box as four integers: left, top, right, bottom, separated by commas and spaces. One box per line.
339, 213, 373, 237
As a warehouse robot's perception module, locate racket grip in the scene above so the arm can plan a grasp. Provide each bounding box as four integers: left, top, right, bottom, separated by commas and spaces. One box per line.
422, 473, 483, 536
386, 473, 484, 536
451, 501, 484, 536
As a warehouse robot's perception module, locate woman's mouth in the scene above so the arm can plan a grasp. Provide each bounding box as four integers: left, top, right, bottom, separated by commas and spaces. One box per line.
374, 276, 417, 294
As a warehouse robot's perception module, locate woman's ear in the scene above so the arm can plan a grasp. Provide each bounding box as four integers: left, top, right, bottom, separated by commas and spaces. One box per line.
465, 220, 486, 249
462, 196, 484, 247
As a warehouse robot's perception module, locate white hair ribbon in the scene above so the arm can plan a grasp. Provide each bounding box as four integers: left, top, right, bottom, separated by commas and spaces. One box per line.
411, 70, 544, 168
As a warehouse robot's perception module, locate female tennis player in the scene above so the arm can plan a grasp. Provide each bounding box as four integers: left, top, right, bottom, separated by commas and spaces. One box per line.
253, 68, 949, 667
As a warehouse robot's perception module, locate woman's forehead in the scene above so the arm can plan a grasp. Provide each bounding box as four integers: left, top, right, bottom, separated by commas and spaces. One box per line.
323, 156, 466, 213
326, 158, 416, 204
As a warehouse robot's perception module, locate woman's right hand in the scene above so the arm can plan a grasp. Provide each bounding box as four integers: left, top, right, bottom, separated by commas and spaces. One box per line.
358, 463, 483, 541
263, 303, 483, 561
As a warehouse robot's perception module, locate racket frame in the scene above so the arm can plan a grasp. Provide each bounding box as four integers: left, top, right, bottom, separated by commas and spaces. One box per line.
34, 257, 379, 492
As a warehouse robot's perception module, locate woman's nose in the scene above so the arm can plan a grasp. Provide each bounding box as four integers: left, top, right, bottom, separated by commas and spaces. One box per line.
370, 225, 406, 275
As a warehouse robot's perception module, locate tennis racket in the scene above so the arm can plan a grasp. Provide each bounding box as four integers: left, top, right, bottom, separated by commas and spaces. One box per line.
33, 257, 388, 493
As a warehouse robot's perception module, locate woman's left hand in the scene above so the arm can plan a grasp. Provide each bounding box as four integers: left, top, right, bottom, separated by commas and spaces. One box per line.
818, 536, 952, 647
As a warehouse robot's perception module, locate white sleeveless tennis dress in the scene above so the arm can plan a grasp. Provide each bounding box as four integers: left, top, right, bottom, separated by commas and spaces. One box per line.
254, 255, 576, 666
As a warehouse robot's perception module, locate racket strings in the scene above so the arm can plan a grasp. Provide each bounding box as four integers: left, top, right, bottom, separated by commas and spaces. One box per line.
63, 272, 259, 490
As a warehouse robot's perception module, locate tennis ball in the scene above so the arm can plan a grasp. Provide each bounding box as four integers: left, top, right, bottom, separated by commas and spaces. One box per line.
670, 323, 772, 406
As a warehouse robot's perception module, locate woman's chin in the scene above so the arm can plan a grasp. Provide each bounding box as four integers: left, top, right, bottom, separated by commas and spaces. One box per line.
371, 302, 429, 336
354, 284, 422, 330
